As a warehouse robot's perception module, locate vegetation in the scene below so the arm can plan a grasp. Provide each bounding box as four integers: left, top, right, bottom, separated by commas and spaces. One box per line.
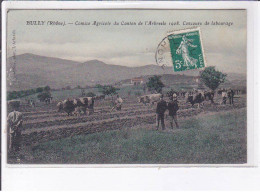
200, 66, 227, 91
37, 86, 52, 102
98, 85, 119, 97
146, 75, 165, 93
86, 92, 96, 97
37, 91, 51, 102
19, 109, 246, 164
7, 86, 50, 100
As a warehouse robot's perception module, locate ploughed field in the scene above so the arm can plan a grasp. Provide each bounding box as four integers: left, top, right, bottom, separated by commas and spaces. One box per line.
19, 95, 247, 147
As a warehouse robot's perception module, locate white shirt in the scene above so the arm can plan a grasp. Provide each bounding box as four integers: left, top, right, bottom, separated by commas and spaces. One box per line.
7, 111, 23, 133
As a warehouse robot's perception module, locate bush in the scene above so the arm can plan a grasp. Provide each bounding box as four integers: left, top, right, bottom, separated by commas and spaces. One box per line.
86, 92, 96, 97
37, 91, 52, 102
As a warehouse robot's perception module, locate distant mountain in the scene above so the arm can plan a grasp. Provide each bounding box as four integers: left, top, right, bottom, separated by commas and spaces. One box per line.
6, 53, 246, 91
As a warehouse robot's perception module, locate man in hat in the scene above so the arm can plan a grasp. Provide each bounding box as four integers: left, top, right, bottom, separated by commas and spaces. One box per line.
156, 94, 168, 130
7, 104, 23, 153
168, 95, 180, 129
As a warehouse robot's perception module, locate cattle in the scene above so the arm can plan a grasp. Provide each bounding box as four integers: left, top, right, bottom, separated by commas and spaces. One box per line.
138, 93, 161, 105
45, 97, 53, 104
57, 101, 63, 112
73, 97, 89, 115
186, 92, 204, 108
204, 91, 215, 103
57, 97, 95, 116
57, 99, 75, 116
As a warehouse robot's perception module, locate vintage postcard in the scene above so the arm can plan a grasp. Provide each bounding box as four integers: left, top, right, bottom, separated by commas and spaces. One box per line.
1, 3, 254, 167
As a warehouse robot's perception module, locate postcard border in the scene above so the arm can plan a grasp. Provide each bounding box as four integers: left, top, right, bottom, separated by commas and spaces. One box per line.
1, 1, 257, 170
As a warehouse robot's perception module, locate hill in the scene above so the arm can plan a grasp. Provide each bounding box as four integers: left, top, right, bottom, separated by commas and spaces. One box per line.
7, 53, 246, 91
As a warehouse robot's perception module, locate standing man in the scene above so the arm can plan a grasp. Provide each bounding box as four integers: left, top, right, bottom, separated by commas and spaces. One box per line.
168, 96, 180, 129
228, 88, 235, 105
7, 106, 23, 154
222, 89, 228, 105
156, 94, 168, 130
88, 97, 95, 115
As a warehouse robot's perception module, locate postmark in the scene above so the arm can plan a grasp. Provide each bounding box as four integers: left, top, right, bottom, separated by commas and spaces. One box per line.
155, 36, 172, 69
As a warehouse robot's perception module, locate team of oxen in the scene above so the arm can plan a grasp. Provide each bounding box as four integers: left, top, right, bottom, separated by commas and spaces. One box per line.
138, 90, 215, 108
57, 97, 95, 116
57, 89, 230, 116
8, 89, 235, 116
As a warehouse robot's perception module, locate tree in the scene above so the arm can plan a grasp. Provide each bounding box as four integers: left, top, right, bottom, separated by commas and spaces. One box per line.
86, 92, 96, 97
146, 75, 165, 93
99, 85, 119, 97
36, 87, 44, 93
37, 91, 51, 102
200, 66, 227, 91
44, 85, 51, 92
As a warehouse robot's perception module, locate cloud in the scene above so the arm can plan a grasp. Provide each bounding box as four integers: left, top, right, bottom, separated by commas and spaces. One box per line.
8, 9, 247, 73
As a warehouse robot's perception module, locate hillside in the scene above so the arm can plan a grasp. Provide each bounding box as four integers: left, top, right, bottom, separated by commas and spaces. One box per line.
7, 53, 246, 91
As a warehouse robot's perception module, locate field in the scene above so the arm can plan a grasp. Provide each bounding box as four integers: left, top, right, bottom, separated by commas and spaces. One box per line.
8, 93, 247, 164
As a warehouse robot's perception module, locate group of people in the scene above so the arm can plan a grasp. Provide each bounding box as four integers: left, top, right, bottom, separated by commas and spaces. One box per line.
112, 94, 179, 131
7, 88, 236, 156
221, 88, 235, 105
156, 94, 179, 131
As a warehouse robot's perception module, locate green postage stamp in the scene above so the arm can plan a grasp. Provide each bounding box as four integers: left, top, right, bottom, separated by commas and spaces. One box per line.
167, 27, 206, 72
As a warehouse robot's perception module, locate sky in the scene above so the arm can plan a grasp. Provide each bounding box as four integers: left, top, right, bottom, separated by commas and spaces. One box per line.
7, 9, 246, 74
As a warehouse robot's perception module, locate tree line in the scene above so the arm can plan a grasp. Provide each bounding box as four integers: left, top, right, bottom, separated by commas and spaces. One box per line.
7, 86, 51, 100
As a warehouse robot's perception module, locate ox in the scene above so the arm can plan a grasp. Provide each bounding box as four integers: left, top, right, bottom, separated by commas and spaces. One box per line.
57, 97, 95, 116
186, 92, 205, 108
73, 97, 89, 115
73, 97, 95, 115
138, 93, 161, 105
57, 99, 75, 116
204, 91, 215, 103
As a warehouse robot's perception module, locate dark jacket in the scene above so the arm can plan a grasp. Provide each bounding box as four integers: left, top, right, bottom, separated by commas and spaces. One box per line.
168, 100, 179, 116
228, 90, 235, 98
156, 99, 167, 115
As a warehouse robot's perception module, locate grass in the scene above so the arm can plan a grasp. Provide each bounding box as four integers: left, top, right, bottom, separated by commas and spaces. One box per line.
17, 108, 246, 164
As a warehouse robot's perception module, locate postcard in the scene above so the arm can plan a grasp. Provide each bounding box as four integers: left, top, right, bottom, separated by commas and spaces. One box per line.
1, 2, 256, 168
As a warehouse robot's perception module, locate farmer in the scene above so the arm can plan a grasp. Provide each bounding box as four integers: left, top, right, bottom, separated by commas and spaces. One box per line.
7, 106, 23, 153
156, 94, 168, 130
114, 95, 123, 111
168, 95, 179, 129
222, 89, 228, 105
228, 88, 235, 105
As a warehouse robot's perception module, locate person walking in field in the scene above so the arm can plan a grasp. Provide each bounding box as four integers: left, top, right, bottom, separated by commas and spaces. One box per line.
167, 95, 179, 129
156, 94, 168, 130
221, 89, 228, 105
7, 106, 23, 154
